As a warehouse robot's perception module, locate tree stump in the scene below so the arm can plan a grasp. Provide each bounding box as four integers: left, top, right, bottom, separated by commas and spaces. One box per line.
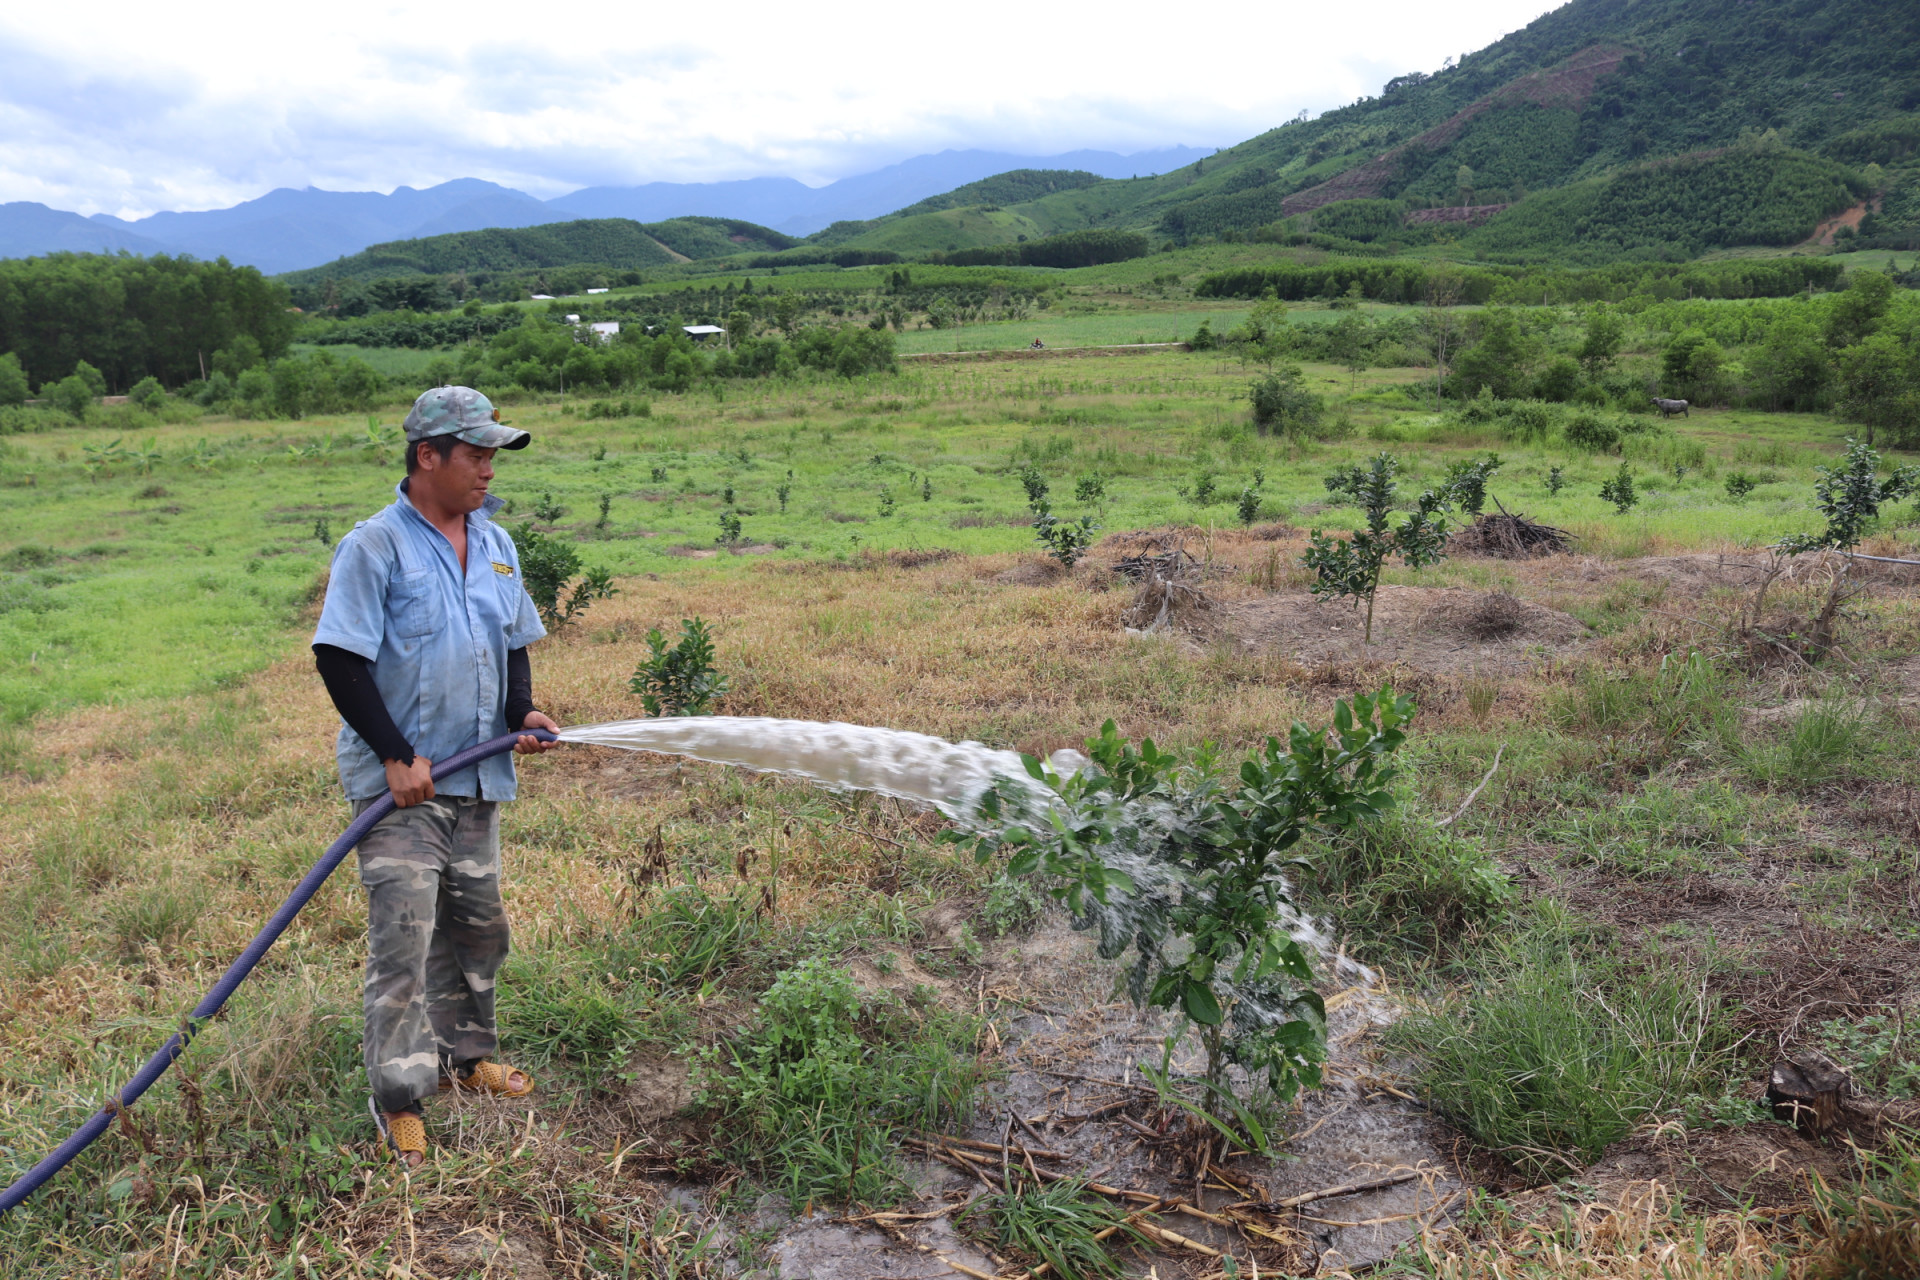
1767, 1051, 1852, 1137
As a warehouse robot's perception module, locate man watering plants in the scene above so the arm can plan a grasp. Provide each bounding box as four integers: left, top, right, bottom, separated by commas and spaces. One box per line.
311, 386, 560, 1168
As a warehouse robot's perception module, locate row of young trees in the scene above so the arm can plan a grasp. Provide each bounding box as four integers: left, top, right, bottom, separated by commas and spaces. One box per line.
419, 315, 896, 396
1195, 255, 1844, 307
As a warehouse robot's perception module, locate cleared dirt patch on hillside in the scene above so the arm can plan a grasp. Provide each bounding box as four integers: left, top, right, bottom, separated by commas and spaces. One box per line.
1225, 585, 1592, 676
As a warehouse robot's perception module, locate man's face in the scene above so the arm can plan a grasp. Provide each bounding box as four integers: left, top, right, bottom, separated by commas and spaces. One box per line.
417, 440, 498, 513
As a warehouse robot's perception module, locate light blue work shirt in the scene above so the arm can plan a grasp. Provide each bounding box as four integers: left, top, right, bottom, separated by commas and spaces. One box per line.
313, 480, 546, 801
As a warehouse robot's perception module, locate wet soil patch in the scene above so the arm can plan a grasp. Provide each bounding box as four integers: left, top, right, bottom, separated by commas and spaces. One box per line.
744, 920, 1468, 1277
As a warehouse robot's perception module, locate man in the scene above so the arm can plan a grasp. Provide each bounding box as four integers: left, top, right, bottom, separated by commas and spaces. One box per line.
311, 385, 560, 1167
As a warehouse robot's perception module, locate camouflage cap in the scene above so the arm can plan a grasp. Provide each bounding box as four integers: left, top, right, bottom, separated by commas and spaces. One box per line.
402, 386, 530, 450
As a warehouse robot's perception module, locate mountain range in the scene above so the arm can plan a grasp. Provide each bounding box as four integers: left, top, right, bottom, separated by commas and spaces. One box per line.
0, 147, 1211, 275
781, 0, 1920, 265
8, 0, 1915, 283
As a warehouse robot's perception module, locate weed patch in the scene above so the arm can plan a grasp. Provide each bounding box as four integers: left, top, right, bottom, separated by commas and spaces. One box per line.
1304, 808, 1511, 957
699, 957, 988, 1206
960, 1178, 1148, 1277
1738, 698, 1875, 791
1394, 918, 1735, 1175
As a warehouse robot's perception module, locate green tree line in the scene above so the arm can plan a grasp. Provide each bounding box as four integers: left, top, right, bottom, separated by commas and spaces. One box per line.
1196, 256, 1843, 306
0, 253, 292, 391
927, 230, 1151, 269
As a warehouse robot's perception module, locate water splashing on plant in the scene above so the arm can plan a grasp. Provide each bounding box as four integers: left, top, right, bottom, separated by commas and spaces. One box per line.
562, 689, 1410, 1106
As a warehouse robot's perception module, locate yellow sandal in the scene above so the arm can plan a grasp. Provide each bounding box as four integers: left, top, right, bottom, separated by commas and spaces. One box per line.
369, 1099, 428, 1166
439, 1059, 535, 1098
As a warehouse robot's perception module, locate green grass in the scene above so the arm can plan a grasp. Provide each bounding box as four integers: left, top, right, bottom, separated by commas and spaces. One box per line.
286, 342, 441, 378
1303, 797, 1512, 957
1393, 912, 1737, 1176
1738, 698, 1880, 791
699, 957, 989, 1206
893, 305, 1251, 353
960, 1178, 1149, 1278
1535, 777, 1791, 879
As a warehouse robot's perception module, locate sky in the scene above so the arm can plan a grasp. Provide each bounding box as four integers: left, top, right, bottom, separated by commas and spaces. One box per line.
0, 0, 1563, 219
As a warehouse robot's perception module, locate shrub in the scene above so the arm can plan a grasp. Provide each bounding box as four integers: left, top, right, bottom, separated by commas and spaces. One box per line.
43, 374, 94, 420
1776, 437, 1919, 554
1499, 401, 1560, 443
1564, 412, 1622, 453
1247, 366, 1324, 436
1236, 483, 1262, 526
1534, 354, 1582, 403
0, 354, 32, 408
955, 689, 1414, 1104
630, 617, 730, 716
1034, 514, 1100, 568
127, 376, 167, 410
509, 524, 615, 627
978, 872, 1047, 937
1017, 462, 1049, 513
1725, 470, 1759, 500
1443, 454, 1502, 514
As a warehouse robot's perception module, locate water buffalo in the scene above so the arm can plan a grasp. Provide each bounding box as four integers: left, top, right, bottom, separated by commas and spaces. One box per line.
1653, 397, 1690, 418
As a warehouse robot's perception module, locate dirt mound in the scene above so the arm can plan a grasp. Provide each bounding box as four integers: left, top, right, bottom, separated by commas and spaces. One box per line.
1585, 1126, 1849, 1209
1228, 586, 1590, 675
993, 558, 1062, 585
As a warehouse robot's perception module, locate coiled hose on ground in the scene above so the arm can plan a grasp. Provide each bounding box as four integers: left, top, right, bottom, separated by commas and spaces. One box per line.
0, 728, 557, 1215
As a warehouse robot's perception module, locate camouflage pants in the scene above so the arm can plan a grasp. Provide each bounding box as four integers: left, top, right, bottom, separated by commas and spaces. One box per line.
353, 795, 511, 1113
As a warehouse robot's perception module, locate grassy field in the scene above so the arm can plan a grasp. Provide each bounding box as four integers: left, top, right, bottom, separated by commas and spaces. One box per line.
0, 350, 1871, 722
2, 346, 1919, 1276
892, 306, 1249, 352
286, 343, 442, 378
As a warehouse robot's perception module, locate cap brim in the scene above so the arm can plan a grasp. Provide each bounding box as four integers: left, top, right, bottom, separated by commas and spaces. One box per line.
453, 424, 532, 450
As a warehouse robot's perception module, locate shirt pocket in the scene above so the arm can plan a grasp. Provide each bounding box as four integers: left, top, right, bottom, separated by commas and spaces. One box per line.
390, 570, 439, 639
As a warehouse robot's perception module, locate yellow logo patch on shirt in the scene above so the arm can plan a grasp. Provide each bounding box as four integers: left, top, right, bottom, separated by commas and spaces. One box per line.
492, 561, 514, 576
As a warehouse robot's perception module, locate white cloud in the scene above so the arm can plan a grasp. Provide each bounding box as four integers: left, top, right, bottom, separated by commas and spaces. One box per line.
0, 0, 1561, 215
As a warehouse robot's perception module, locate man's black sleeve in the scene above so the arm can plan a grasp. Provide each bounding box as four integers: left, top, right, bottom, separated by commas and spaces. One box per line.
505, 647, 537, 732
313, 643, 414, 765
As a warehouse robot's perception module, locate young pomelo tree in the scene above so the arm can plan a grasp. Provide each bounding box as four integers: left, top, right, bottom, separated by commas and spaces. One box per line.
1303, 453, 1454, 642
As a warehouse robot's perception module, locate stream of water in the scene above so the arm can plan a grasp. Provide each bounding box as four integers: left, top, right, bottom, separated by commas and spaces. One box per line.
559, 716, 1085, 817
559, 716, 1375, 991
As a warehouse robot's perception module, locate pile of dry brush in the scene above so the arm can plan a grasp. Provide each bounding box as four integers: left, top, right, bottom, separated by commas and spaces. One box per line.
1449, 501, 1573, 560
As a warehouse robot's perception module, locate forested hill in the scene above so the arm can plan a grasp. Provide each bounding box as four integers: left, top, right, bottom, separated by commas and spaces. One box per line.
816, 0, 1920, 260
280, 217, 797, 286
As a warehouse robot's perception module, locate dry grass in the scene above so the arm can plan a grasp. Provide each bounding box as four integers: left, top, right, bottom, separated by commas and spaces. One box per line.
3, 530, 1918, 1275
1419, 1182, 1796, 1280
